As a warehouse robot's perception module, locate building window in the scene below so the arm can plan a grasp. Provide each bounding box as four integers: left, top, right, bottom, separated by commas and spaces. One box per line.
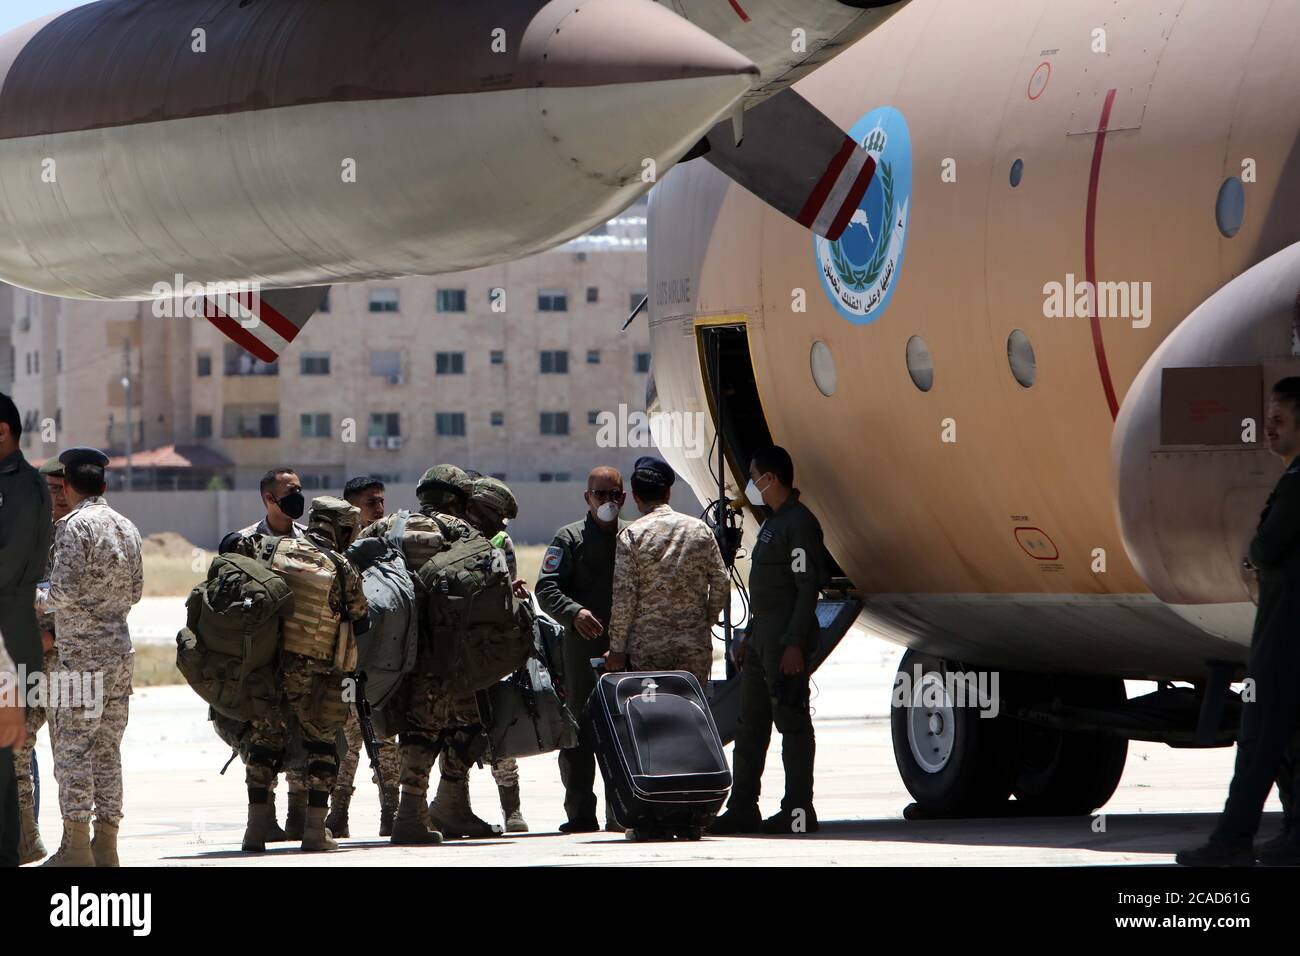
300, 413, 331, 438
196, 352, 212, 377
195, 414, 213, 439
436, 412, 467, 437
369, 351, 403, 381
57, 349, 62, 374
369, 288, 400, 313
490, 350, 505, 366
635, 352, 651, 374
490, 411, 505, 427
630, 291, 647, 313
540, 412, 570, 436
538, 289, 568, 312
587, 410, 600, 426
436, 352, 465, 375
437, 289, 467, 313
300, 352, 331, 376
538, 472, 554, 483
25, 354, 30, 375
540, 350, 569, 374
369, 413, 401, 439
586, 350, 601, 365
223, 405, 279, 439
555, 472, 571, 482
33, 352, 39, 374
586, 287, 599, 304
318, 289, 331, 313
224, 343, 278, 376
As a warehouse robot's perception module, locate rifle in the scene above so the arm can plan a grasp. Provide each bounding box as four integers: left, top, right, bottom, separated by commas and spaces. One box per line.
352, 671, 385, 791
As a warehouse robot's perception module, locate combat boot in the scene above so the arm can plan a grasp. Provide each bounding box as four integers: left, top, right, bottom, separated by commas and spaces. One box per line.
91, 819, 120, 867
379, 785, 399, 838
301, 806, 339, 852
324, 786, 353, 839
284, 790, 307, 841
760, 806, 819, 834
1257, 829, 1300, 867
428, 774, 500, 839
391, 791, 445, 845
265, 791, 289, 842
708, 805, 762, 835
18, 804, 46, 865
498, 784, 528, 833
42, 820, 94, 867
242, 800, 277, 853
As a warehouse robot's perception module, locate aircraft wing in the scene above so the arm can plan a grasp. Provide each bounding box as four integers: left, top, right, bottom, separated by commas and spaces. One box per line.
699, 87, 875, 241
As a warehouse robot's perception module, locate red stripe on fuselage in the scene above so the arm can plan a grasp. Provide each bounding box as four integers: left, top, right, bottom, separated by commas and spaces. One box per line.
728, 0, 751, 22
1085, 89, 1120, 421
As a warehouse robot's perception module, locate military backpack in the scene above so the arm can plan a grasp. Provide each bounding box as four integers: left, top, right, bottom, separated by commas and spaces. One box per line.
176, 538, 294, 721
415, 516, 534, 696
353, 511, 420, 714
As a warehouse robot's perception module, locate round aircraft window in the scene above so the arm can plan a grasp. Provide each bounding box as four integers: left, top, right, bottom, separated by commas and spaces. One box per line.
1007, 329, 1036, 388
1009, 158, 1024, 188
1216, 176, 1245, 238
809, 340, 836, 397
905, 335, 933, 392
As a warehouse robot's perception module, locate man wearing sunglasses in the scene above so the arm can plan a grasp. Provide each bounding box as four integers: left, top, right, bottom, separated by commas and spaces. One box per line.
535, 466, 628, 833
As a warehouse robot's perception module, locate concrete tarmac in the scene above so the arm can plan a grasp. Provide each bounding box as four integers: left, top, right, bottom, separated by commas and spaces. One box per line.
22, 627, 1281, 867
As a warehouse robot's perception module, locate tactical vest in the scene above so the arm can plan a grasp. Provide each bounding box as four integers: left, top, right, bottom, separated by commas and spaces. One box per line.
271, 537, 352, 667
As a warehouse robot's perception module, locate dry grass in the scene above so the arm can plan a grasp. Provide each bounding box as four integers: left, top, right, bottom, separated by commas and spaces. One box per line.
143, 554, 209, 597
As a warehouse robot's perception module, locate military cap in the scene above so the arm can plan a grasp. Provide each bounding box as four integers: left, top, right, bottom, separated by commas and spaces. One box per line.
416, 463, 472, 503
470, 476, 518, 521
38, 457, 65, 477
59, 446, 110, 468
632, 455, 675, 488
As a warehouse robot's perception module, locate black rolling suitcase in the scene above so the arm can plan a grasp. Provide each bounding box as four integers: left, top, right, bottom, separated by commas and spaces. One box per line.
586, 667, 732, 840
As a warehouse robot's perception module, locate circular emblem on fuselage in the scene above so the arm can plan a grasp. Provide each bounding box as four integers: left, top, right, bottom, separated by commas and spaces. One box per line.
813, 105, 913, 325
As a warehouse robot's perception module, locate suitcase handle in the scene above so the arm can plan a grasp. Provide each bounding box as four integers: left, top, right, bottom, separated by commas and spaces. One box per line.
589, 657, 606, 676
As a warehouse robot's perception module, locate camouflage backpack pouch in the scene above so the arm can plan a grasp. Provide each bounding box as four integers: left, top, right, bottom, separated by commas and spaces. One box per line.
416, 520, 534, 696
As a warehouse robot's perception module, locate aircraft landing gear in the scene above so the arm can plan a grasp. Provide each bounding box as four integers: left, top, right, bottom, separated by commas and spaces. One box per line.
890, 651, 1128, 817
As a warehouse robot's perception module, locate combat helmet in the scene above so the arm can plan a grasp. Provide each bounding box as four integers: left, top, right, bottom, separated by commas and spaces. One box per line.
308, 495, 362, 550
416, 464, 472, 515
467, 476, 518, 535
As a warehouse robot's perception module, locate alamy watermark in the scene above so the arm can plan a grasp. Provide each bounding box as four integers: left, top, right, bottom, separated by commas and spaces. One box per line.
594, 404, 708, 459
1042, 274, 1151, 329
150, 273, 261, 328
891, 664, 1001, 718
0, 665, 105, 718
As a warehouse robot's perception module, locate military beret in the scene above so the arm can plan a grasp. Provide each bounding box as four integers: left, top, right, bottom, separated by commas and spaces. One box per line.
59, 446, 110, 468
470, 477, 518, 520
38, 458, 65, 477
309, 495, 361, 527
632, 456, 675, 488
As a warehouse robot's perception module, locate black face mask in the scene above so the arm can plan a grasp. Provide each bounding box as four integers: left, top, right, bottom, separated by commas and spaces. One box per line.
276, 491, 306, 520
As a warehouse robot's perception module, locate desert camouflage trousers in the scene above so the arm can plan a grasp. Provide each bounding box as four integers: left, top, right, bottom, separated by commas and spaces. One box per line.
14, 647, 59, 812
338, 708, 400, 793
245, 654, 351, 803
439, 748, 518, 788
397, 643, 482, 798
49, 652, 134, 824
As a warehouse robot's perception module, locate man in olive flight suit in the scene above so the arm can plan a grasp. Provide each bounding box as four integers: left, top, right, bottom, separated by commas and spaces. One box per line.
712, 445, 824, 836
1179, 378, 1300, 867
0, 393, 53, 867
534, 466, 627, 833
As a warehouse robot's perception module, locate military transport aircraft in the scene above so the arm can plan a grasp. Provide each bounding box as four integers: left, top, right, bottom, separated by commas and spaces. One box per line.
0, 0, 905, 360
648, 0, 1300, 817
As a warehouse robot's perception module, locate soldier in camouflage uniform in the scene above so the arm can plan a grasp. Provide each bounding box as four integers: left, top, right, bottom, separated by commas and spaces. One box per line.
223, 467, 310, 841
607, 456, 729, 684
455, 475, 529, 833
353, 465, 488, 844
236, 496, 369, 853
13, 457, 71, 864
35, 447, 144, 867
326, 476, 400, 838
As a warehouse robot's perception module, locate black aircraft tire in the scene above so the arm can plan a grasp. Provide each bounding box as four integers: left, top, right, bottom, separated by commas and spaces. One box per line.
890, 650, 1018, 817
1012, 679, 1129, 816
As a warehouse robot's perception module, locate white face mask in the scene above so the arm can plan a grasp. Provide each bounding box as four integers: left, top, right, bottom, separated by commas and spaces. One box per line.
745, 475, 769, 506
596, 501, 620, 523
